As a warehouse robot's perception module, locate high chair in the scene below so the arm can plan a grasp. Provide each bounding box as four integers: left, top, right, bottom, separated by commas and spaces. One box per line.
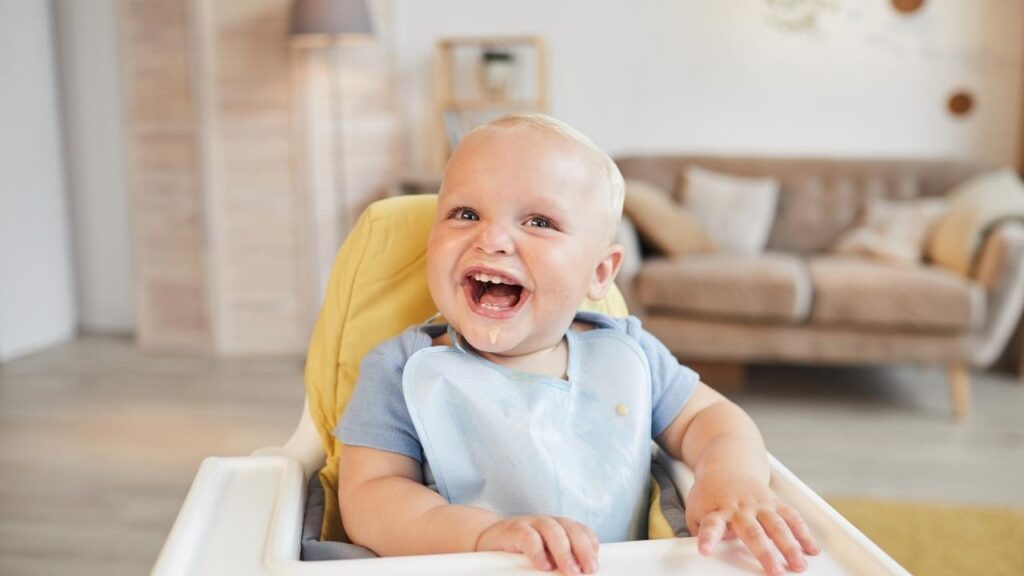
152, 194, 909, 575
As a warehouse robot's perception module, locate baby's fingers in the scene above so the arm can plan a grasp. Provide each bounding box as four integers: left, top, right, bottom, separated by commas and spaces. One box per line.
555, 518, 599, 574
778, 505, 820, 555
733, 514, 784, 576
697, 512, 728, 555
758, 510, 806, 572
514, 524, 553, 572
534, 518, 578, 575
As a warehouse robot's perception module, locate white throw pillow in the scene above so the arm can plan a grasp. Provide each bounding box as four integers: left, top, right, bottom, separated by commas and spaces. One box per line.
832, 196, 948, 266
682, 166, 779, 255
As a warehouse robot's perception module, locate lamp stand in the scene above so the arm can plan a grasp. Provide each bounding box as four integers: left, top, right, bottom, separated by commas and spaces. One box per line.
329, 43, 350, 235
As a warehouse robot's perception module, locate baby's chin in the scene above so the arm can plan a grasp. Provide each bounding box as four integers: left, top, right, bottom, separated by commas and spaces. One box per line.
457, 323, 519, 355
450, 319, 534, 357
457, 322, 570, 363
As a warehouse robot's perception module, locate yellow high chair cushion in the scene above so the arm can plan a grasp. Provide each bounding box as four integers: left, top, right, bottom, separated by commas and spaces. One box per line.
305, 194, 671, 543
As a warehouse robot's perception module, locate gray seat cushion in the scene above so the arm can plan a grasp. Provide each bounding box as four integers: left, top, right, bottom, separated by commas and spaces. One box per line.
301, 474, 378, 561
636, 252, 812, 323
808, 255, 985, 332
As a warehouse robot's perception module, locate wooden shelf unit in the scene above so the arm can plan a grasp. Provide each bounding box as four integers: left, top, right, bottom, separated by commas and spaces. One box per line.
433, 35, 548, 169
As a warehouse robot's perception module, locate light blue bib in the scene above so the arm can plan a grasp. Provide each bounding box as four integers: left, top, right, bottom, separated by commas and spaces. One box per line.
402, 326, 653, 542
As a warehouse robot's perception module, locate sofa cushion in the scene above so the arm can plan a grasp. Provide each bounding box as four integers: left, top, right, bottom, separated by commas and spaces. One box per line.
682, 166, 779, 255
927, 168, 1024, 277
808, 255, 985, 332
767, 172, 918, 254
636, 252, 811, 323
831, 196, 947, 266
623, 179, 715, 257
615, 156, 990, 255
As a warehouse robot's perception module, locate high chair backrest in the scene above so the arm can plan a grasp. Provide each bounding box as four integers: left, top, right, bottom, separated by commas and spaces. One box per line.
305, 194, 629, 541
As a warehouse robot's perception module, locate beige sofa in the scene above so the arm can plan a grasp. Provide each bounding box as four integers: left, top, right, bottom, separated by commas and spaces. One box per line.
613, 156, 1024, 420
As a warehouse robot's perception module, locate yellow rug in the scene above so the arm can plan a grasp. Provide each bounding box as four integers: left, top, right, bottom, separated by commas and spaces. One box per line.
826, 497, 1024, 576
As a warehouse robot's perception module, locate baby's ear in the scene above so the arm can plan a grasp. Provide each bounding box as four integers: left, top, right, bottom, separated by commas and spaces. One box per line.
587, 243, 625, 301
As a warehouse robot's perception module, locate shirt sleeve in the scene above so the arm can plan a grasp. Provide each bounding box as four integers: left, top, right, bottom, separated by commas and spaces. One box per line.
334, 335, 424, 462
623, 316, 700, 438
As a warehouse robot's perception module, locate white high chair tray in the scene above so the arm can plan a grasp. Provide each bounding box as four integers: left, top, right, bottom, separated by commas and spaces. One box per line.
153, 450, 908, 575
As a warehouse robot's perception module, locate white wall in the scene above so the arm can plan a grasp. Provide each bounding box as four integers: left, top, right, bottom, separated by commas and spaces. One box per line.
0, 0, 76, 361
393, 0, 1024, 173
55, 0, 133, 333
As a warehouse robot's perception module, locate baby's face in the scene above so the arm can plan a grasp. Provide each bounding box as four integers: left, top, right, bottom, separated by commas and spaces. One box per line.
427, 126, 620, 357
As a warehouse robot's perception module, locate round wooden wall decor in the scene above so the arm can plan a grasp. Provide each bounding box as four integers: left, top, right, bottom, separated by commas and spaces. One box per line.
892, 0, 925, 14
947, 91, 974, 117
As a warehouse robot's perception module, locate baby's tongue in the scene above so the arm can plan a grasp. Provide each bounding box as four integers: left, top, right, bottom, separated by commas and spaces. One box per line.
479, 283, 520, 308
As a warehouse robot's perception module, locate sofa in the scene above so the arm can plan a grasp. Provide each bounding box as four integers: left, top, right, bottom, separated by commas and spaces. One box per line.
612, 156, 1024, 420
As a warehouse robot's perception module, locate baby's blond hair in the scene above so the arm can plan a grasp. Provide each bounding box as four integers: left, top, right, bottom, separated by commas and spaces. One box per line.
468, 113, 625, 231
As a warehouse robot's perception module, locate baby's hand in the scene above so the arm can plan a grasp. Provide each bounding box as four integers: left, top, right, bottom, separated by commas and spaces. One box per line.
475, 515, 599, 575
686, 468, 820, 576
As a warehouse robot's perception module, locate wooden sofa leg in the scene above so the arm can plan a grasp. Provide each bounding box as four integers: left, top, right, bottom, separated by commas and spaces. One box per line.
1018, 329, 1024, 383
947, 363, 970, 422
1013, 317, 1024, 383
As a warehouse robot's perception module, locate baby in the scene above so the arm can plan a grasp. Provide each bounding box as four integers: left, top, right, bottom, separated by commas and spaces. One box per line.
337, 114, 819, 576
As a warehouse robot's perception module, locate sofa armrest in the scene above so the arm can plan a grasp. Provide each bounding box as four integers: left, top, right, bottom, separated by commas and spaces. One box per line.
970, 221, 1024, 367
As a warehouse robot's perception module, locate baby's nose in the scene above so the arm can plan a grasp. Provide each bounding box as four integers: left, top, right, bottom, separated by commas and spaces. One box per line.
476, 222, 515, 255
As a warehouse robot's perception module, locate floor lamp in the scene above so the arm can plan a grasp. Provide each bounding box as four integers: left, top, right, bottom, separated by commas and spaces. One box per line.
290, 0, 373, 315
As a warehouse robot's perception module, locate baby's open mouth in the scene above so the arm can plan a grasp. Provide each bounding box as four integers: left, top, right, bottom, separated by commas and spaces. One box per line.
464, 271, 524, 312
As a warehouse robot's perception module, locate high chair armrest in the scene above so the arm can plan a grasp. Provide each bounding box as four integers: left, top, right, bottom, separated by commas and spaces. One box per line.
151, 455, 306, 576
653, 446, 908, 576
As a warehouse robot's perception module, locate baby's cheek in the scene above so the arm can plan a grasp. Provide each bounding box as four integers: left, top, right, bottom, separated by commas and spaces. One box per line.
425, 269, 456, 320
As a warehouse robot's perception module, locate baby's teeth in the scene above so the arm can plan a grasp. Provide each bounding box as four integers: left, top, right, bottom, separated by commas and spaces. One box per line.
474, 272, 507, 284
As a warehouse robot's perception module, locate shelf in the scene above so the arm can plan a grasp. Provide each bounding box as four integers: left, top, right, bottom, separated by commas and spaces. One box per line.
433, 35, 548, 169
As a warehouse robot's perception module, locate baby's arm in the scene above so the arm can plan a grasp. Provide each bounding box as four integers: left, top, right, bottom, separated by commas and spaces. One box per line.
338, 444, 599, 574
657, 383, 819, 576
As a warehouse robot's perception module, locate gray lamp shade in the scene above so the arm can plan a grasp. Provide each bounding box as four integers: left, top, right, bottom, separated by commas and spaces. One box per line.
291, 0, 373, 38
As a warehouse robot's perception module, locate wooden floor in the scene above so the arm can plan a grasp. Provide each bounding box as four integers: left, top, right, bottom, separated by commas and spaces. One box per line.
1, 335, 1022, 575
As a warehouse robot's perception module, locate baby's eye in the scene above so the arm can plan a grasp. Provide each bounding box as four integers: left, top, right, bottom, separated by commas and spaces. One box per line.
451, 207, 479, 221
525, 216, 553, 228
